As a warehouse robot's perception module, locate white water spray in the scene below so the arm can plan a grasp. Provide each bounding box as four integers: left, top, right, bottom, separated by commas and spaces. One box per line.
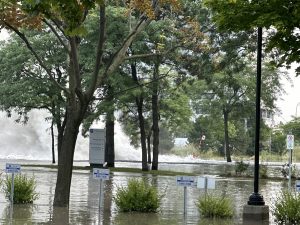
0, 110, 211, 164
0, 110, 142, 161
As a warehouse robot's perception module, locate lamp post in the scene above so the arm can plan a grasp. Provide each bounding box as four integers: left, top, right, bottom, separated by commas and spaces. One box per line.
247, 27, 265, 206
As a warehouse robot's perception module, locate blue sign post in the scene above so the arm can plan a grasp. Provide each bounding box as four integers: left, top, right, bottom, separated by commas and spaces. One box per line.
93, 168, 110, 213
176, 176, 195, 217
287, 135, 295, 190
5, 163, 21, 204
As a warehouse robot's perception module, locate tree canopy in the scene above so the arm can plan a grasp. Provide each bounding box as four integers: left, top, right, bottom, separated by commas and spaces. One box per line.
205, 0, 300, 74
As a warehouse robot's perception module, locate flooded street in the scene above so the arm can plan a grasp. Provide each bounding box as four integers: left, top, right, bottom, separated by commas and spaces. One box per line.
0, 160, 288, 224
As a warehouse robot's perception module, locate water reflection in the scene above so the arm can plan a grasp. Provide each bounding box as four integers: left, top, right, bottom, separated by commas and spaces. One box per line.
0, 161, 288, 224
197, 218, 233, 225
1, 205, 34, 225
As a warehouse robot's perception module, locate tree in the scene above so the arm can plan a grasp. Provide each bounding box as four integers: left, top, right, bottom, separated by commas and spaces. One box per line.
0, 0, 177, 207
176, 1, 286, 161
0, 31, 68, 164
205, 0, 300, 74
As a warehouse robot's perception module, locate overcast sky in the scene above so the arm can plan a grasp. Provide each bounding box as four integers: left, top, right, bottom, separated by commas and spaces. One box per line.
275, 64, 300, 123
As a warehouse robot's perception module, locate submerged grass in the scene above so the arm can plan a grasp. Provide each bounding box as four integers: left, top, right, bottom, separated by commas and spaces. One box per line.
114, 178, 161, 212
2, 174, 39, 204
272, 191, 300, 225
196, 194, 234, 219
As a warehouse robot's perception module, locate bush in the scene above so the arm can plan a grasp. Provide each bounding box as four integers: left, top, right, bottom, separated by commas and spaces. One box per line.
235, 160, 249, 175
114, 178, 161, 212
281, 164, 298, 179
2, 174, 39, 204
196, 194, 234, 218
273, 191, 300, 225
260, 165, 268, 179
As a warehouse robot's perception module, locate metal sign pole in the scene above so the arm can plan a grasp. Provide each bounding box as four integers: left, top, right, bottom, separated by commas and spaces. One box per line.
286, 134, 294, 191
11, 173, 14, 204
289, 149, 292, 191
183, 186, 187, 217
99, 179, 103, 210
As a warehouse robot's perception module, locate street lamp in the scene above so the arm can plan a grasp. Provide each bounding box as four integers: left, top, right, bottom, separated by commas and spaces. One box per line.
247, 27, 265, 206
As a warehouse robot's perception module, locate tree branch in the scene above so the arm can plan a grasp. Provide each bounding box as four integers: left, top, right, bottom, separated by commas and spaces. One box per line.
124, 53, 159, 61
103, 16, 151, 83
43, 19, 69, 53
85, 4, 106, 100
3, 22, 69, 94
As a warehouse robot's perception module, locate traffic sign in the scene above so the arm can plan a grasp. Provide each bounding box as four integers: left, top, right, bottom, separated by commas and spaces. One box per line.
296, 180, 300, 192
5, 163, 21, 173
176, 176, 195, 186
197, 177, 216, 189
287, 134, 294, 150
93, 168, 110, 180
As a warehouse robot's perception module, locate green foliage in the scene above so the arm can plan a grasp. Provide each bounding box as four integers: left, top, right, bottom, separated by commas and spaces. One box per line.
273, 191, 300, 225
260, 164, 268, 179
283, 119, 300, 146
205, 0, 300, 74
188, 115, 224, 152
196, 194, 234, 218
2, 174, 39, 204
114, 178, 161, 213
159, 126, 174, 154
271, 131, 287, 155
170, 144, 223, 159
280, 164, 299, 179
234, 160, 249, 175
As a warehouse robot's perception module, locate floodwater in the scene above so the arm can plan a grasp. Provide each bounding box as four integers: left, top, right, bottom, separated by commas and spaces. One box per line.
0, 159, 289, 225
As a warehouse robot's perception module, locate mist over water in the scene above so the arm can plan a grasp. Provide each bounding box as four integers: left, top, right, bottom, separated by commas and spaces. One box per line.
0, 110, 211, 163
0, 110, 142, 161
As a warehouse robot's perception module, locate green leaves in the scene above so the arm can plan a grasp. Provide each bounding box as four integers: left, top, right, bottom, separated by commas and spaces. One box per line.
114, 178, 161, 212
273, 191, 300, 224
205, 0, 300, 73
196, 193, 234, 218
2, 174, 39, 204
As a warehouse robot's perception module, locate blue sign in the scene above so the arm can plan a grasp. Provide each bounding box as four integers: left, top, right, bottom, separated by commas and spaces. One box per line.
93, 168, 109, 180
5, 163, 21, 173
176, 176, 195, 187
296, 180, 300, 192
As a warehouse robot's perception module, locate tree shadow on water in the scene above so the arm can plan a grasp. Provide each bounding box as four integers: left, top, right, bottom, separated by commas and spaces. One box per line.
113, 212, 160, 225
197, 218, 234, 225
1, 204, 34, 225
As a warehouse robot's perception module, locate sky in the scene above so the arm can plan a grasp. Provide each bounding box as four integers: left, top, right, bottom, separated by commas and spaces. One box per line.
275, 64, 300, 124
0, 29, 299, 124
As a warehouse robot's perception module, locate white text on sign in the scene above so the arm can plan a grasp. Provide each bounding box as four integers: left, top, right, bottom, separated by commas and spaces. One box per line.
93, 168, 110, 180
176, 176, 195, 186
5, 163, 21, 173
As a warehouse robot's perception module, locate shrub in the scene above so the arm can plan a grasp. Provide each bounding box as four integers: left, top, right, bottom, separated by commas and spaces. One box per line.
196, 194, 234, 218
281, 164, 298, 179
114, 178, 161, 212
235, 160, 249, 175
273, 191, 300, 225
2, 174, 39, 204
260, 165, 268, 179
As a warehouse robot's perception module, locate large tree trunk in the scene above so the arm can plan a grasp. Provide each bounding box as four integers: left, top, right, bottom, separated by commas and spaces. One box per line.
223, 108, 232, 162
53, 111, 80, 207
152, 60, 159, 170
51, 120, 56, 164
131, 63, 148, 171
105, 118, 115, 167
105, 85, 115, 167
147, 134, 152, 164
137, 98, 148, 171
